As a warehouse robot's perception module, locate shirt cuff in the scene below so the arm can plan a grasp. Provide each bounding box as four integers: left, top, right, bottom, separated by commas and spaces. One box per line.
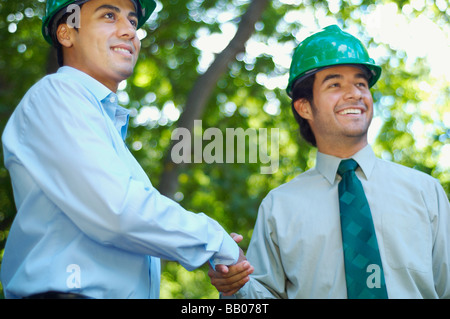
219, 281, 249, 299
209, 233, 239, 268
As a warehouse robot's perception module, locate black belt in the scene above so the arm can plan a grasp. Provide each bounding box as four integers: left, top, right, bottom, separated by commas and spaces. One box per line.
23, 291, 92, 299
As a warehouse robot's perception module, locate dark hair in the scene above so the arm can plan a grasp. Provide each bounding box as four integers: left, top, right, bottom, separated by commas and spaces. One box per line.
290, 75, 317, 147
50, 4, 85, 66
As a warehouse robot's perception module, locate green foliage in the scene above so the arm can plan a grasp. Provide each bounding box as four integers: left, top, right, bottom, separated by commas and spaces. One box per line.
160, 262, 219, 299
0, 0, 448, 299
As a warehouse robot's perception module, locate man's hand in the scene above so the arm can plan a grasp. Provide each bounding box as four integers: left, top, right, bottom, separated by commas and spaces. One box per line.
208, 233, 254, 296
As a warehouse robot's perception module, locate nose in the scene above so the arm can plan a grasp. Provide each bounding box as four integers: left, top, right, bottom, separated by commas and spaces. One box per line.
343, 83, 362, 101
117, 17, 137, 40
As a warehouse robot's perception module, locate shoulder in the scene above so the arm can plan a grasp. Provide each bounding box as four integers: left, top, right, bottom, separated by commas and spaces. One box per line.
271, 167, 323, 194
375, 157, 437, 182
7, 71, 108, 142
29, 71, 91, 99
259, 167, 322, 214
373, 157, 443, 193
21, 71, 100, 116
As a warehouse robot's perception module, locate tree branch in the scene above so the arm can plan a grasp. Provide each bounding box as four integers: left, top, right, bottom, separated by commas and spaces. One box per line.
158, 0, 270, 198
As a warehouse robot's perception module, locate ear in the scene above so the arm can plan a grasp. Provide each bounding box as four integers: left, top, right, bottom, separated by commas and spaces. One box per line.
56, 23, 74, 48
293, 98, 313, 121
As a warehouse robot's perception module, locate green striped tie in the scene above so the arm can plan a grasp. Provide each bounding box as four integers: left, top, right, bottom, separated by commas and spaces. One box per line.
338, 159, 388, 299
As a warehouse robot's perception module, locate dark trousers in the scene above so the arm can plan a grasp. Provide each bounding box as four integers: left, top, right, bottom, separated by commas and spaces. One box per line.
23, 291, 92, 299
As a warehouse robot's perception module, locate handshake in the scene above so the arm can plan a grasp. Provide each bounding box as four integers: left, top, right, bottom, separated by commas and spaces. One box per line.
208, 233, 254, 296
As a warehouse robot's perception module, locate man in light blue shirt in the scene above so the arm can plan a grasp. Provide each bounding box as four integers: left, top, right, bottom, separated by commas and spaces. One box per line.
1, 0, 245, 299
209, 25, 450, 298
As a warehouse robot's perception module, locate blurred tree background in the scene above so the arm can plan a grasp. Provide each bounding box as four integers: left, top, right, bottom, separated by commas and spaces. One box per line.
0, 0, 448, 299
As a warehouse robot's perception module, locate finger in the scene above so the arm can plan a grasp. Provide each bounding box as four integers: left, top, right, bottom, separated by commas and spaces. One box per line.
214, 264, 229, 274
210, 263, 253, 284
221, 266, 253, 285
230, 233, 243, 243
215, 261, 250, 279
225, 264, 254, 282
210, 265, 254, 295
218, 274, 252, 296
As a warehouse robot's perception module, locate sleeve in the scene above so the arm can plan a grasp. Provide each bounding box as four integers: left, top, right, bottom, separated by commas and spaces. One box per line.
431, 179, 450, 298
234, 194, 287, 299
12, 76, 238, 270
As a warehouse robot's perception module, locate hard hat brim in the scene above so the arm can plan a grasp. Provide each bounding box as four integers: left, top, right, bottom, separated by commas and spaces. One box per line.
42, 0, 156, 45
287, 62, 381, 98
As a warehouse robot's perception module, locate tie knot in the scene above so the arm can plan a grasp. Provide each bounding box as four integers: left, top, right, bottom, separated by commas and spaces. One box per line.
337, 159, 358, 176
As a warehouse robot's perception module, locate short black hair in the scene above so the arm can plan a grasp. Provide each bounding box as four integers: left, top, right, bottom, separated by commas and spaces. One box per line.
290, 75, 316, 147
50, 3, 85, 66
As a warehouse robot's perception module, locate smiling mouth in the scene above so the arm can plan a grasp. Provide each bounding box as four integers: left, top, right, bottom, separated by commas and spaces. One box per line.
112, 47, 132, 54
338, 108, 363, 115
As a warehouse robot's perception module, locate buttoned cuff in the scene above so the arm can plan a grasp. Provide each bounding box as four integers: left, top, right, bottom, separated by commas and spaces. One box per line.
209, 233, 239, 269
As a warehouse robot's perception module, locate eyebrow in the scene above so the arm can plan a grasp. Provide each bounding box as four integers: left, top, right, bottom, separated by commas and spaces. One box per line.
322, 74, 342, 84
321, 72, 369, 85
95, 4, 138, 19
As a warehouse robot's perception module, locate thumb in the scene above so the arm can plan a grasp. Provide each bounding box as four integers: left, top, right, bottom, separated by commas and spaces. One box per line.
230, 233, 243, 244
215, 264, 229, 274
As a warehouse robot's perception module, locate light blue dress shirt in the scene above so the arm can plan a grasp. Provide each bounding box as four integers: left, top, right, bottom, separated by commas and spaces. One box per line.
1, 66, 238, 299
233, 145, 450, 299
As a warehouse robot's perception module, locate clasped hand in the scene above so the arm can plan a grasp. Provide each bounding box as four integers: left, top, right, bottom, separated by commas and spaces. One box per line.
208, 233, 254, 296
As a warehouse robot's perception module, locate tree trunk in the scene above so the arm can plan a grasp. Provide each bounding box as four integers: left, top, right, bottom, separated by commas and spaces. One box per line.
158, 0, 270, 198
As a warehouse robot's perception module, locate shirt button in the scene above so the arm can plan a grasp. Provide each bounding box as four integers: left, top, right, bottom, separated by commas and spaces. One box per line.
110, 96, 116, 103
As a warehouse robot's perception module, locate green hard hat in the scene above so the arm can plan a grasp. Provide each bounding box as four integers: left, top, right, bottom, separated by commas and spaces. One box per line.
287, 25, 381, 97
42, 0, 156, 45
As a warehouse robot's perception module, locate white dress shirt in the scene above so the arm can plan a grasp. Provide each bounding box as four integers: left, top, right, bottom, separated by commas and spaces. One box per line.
1, 66, 238, 299
234, 145, 450, 298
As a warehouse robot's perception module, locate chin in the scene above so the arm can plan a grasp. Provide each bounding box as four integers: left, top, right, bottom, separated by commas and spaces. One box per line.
115, 68, 134, 81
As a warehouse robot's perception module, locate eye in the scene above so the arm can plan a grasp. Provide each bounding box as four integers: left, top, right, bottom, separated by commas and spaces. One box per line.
129, 19, 138, 28
328, 82, 340, 88
104, 12, 115, 20
356, 82, 368, 88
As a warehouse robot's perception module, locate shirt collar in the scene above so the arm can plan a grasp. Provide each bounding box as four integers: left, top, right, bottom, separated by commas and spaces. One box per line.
315, 144, 376, 184
57, 66, 130, 140
101, 93, 130, 140
57, 66, 112, 101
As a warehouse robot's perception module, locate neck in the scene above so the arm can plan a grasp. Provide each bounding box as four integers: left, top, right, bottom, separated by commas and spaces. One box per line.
316, 138, 368, 159
63, 58, 119, 92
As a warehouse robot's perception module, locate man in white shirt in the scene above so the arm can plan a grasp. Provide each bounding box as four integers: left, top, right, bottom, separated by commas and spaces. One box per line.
208, 25, 450, 298
1, 0, 247, 299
